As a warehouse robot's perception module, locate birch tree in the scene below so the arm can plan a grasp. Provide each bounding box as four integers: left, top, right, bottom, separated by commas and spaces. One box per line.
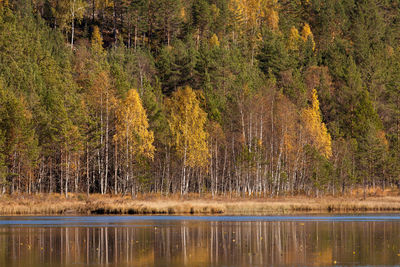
166, 86, 209, 195
69, 0, 86, 49
302, 89, 332, 159
114, 89, 154, 197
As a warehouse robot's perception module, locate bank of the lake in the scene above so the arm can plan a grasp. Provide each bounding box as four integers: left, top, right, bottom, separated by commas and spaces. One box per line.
2, 192, 400, 215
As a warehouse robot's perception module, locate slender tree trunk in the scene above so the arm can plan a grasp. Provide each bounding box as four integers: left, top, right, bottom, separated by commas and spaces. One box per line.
11, 152, 16, 194
114, 142, 118, 195
49, 158, 53, 193
86, 142, 90, 196
125, 118, 129, 195
128, 20, 131, 49
28, 171, 32, 194
75, 157, 79, 193
104, 87, 109, 194
166, 146, 170, 195
60, 150, 63, 196
210, 141, 214, 197
134, 17, 138, 50
65, 151, 69, 198
17, 155, 21, 193
71, 0, 76, 49
100, 92, 104, 194
38, 158, 42, 194
113, 0, 117, 44
182, 145, 187, 195
92, 0, 95, 22
98, 149, 102, 194
363, 176, 366, 200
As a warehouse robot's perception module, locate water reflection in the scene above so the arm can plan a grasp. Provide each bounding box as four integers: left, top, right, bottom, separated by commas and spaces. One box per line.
1, 217, 400, 266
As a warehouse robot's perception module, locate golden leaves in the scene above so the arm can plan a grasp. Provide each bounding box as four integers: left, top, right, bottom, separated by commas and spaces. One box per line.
91, 26, 103, 53
288, 23, 315, 51
288, 26, 300, 50
209, 34, 220, 47
166, 86, 209, 168
230, 0, 279, 31
267, 9, 279, 31
301, 23, 315, 50
0, 0, 8, 7
302, 89, 332, 158
114, 89, 155, 160
376, 130, 388, 148
180, 7, 186, 21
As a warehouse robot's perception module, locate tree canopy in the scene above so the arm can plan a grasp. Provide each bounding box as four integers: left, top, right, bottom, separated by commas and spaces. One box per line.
0, 0, 399, 196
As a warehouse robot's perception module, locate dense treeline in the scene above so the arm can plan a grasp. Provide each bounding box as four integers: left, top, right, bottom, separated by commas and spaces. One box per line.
0, 0, 400, 197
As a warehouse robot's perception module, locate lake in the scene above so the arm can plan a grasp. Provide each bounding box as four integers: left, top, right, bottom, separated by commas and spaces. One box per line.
0, 214, 400, 266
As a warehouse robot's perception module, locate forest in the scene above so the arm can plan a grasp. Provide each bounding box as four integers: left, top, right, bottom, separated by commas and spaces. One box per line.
0, 0, 399, 198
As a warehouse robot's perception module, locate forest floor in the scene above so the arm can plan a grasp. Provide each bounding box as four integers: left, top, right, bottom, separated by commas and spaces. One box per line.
1, 189, 400, 215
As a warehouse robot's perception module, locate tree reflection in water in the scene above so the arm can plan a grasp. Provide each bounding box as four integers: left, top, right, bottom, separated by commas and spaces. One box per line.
0, 220, 400, 266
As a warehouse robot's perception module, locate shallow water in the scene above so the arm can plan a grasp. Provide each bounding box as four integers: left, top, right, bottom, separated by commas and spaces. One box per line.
1, 214, 400, 266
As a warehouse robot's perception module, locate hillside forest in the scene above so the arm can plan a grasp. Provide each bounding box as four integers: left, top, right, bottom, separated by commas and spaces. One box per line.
0, 0, 400, 197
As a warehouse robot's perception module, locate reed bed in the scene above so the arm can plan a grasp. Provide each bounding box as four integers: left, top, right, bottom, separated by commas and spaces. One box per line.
1, 192, 400, 215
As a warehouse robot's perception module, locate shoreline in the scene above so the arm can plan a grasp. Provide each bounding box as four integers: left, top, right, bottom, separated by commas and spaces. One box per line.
1, 193, 400, 215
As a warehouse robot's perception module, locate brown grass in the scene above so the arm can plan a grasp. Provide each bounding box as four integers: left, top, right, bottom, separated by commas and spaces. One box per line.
1, 189, 400, 215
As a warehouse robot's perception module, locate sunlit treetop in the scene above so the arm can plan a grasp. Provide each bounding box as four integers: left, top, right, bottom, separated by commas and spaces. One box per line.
302, 89, 332, 158
91, 26, 104, 53
301, 23, 315, 50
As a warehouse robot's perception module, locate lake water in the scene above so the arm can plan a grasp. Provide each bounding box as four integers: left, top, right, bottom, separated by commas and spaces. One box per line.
0, 215, 400, 266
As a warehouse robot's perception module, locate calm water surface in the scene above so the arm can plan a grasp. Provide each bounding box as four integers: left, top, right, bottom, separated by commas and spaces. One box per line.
1, 214, 400, 266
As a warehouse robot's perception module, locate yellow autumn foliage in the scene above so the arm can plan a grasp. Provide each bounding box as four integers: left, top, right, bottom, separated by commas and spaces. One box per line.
230, 0, 279, 31
301, 23, 312, 40
302, 89, 332, 158
166, 86, 209, 168
209, 34, 220, 47
114, 89, 155, 160
377, 130, 389, 148
288, 26, 300, 50
0, 0, 8, 7
180, 7, 186, 20
91, 26, 103, 52
266, 8, 279, 30
301, 23, 315, 50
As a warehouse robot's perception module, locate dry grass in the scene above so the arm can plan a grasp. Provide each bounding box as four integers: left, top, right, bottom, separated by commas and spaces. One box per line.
1, 189, 400, 215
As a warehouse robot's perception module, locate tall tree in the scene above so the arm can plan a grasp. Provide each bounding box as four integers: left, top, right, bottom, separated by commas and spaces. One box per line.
166, 86, 209, 194
302, 89, 332, 159
114, 89, 154, 197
